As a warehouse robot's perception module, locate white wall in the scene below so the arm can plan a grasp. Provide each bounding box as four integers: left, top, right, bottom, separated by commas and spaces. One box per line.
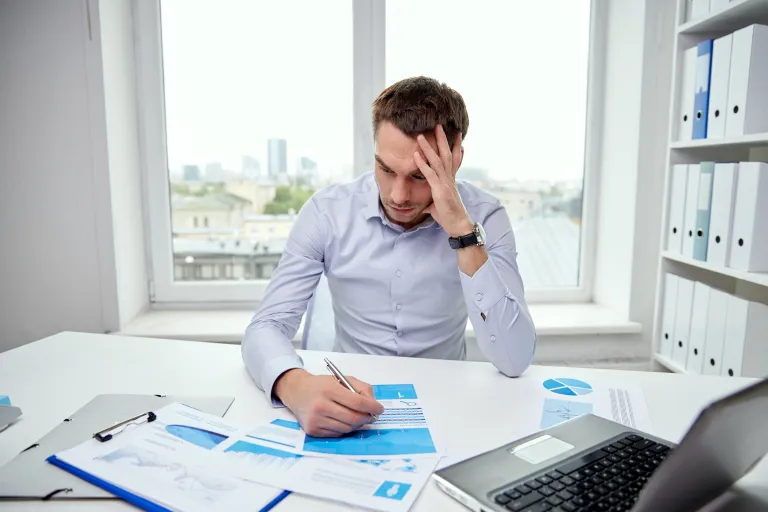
629, 0, 676, 354
593, 0, 675, 357
592, 0, 646, 318
0, 0, 116, 352
0, 0, 149, 353
99, 0, 150, 325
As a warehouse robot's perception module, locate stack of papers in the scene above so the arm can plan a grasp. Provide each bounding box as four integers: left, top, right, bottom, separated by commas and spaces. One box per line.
48, 384, 441, 512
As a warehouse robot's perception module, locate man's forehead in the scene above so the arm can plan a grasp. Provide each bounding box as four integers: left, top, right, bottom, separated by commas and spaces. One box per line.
374, 131, 439, 153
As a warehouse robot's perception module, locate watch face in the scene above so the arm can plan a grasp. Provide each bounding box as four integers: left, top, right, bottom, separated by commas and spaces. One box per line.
474, 223, 486, 245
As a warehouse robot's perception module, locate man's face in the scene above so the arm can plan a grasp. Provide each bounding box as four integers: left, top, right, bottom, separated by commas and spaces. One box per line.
374, 121, 440, 229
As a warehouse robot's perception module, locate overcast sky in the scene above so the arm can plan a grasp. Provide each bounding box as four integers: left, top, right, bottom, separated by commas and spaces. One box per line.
160, 0, 590, 183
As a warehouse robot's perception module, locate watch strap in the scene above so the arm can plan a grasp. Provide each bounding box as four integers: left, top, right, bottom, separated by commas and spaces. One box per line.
449, 230, 478, 249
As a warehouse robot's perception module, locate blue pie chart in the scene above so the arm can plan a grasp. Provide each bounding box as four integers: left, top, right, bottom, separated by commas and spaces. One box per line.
543, 378, 593, 396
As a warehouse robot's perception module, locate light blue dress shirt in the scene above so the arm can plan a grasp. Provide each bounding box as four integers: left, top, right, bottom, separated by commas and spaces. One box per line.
242, 172, 537, 404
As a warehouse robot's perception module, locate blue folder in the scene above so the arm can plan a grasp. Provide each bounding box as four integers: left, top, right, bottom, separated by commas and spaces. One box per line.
47, 455, 291, 512
693, 40, 713, 140
693, 162, 715, 261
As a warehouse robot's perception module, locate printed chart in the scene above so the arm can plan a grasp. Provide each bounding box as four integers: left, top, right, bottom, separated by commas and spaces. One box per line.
543, 378, 593, 397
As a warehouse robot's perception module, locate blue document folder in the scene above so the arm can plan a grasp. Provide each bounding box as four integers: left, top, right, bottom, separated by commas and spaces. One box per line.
693, 40, 713, 139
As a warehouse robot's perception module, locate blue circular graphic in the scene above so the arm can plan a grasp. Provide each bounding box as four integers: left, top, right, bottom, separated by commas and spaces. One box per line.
543, 378, 593, 396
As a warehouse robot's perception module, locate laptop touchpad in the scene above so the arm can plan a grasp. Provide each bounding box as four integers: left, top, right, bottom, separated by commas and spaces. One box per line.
509, 435, 575, 465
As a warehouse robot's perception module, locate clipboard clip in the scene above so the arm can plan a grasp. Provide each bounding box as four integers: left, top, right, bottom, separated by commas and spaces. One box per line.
93, 411, 157, 442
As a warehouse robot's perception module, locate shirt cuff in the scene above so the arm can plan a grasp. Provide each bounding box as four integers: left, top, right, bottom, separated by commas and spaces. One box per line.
261, 354, 304, 408
459, 257, 510, 314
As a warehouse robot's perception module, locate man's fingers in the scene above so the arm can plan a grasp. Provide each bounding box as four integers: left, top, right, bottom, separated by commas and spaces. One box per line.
322, 400, 373, 428
435, 125, 453, 175
451, 133, 463, 175
416, 134, 444, 178
318, 416, 357, 435
414, 151, 440, 188
347, 376, 375, 399
330, 386, 384, 416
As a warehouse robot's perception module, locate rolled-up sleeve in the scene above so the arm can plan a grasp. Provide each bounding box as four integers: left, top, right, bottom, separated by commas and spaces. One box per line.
460, 203, 537, 377
241, 196, 327, 405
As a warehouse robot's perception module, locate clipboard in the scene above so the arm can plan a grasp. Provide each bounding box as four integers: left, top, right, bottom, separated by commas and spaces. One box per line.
0, 393, 234, 500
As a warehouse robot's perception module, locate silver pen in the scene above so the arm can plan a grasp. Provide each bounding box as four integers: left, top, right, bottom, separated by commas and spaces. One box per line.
324, 357, 379, 420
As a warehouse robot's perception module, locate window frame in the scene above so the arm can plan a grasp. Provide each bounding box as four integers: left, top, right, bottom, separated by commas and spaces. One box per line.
134, 0, 603, 305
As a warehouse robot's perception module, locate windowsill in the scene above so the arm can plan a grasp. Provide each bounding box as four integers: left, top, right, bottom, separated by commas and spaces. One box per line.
114, 303, 641, 343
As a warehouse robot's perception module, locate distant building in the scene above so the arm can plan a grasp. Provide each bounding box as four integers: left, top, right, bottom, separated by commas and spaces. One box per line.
487, 186, 543, 221
296, 157, 319, 188
268, 139, 287, 179
173, 238, 285, 281
171, 193, 252, 237
241, 155, 261, 180
225, 181, 278, 214
242, 213, 297, 240
204, 162, 226, 182
183, 164, 202, 182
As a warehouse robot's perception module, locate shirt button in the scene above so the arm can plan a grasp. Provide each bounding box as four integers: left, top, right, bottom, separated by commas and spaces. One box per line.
476, 293, 483, 301
490, 335, 497, 342
397, 331, 403, 337
396, 304, 402, 310
396, 270, 402, 277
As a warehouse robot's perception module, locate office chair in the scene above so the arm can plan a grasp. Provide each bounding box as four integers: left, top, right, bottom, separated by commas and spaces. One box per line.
300, 273, 336, 352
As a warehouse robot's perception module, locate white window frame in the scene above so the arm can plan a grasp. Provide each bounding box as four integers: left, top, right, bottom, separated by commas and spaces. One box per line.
134, 0, 604, 305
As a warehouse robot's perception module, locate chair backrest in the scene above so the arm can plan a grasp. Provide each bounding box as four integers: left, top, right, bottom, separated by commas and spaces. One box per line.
301, 273, 336, 351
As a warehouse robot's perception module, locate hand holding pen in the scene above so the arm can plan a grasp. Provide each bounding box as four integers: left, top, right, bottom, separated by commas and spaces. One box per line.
325, 357, 379, 421
272, 364, 384, 438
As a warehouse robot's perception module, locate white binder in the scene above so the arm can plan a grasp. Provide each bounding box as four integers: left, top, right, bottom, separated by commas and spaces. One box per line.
706, 34, 733, 139
725, 24, 768, 137
667, 165, 688, 254
722, 297, 768, 377
682, 165, 700, 258
740, 300, 768, 378
678, 47, 698, 141
672, 276, 695, 368
707, 163, 738, 266
703, 288, 729, 376
686, 281, 710, 374
729, 162, 768, 272
660, 274, 679, 358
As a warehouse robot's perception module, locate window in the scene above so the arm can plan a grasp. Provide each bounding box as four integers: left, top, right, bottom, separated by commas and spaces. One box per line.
137, 0, 597, 303
387, 0, 591, 291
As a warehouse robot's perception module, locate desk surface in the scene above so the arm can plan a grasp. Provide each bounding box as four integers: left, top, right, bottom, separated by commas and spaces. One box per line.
0, 331, 761, 511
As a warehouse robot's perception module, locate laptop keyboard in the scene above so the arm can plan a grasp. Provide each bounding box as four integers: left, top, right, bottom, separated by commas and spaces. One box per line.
492, 434, 672, 512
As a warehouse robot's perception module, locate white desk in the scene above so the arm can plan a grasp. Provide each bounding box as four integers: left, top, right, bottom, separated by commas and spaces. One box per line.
0, 331, 762, 511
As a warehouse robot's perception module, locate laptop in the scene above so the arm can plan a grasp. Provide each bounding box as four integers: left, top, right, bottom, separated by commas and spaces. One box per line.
433, 378, 768, 512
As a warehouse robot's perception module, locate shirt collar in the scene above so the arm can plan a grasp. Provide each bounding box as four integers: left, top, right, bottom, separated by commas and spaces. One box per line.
361, 173, 383, 220
360, 172, 439, 232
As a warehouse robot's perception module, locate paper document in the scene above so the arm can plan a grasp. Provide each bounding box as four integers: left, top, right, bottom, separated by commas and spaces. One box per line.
249, 384, 439, 458
539, 377, 654, 433
217, 434, 439, 512
50, 387, 439, 512
50, 403, 286, 512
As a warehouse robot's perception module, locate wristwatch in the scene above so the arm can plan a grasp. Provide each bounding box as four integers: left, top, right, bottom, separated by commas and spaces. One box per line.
448, 222, 486, 249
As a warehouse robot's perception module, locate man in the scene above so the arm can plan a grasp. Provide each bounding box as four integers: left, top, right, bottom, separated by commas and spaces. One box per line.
242, 76, 536, 437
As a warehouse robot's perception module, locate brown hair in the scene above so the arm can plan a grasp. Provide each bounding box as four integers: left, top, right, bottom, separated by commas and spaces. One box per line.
372, 76, 469, 149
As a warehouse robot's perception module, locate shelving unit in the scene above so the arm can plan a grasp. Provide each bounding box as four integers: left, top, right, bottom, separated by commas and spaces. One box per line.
662, 251, 768, 287
670, 132, 768, 149
653, 353, 689, 375
677, 0, 768, 34
651, 0, 768, 378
